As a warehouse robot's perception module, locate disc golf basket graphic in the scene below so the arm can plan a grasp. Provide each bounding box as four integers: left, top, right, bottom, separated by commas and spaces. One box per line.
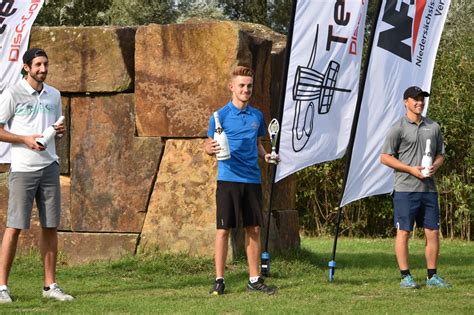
291, 25, 351, 152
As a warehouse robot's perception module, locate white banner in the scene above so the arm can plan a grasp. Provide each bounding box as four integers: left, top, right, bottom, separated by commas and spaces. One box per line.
275, 0, 367, 182
341, 0, 451, 207
0, 0, 44, 162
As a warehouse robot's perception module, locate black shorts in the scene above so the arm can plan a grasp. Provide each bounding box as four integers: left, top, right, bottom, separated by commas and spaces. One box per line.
216, 181, 263, 229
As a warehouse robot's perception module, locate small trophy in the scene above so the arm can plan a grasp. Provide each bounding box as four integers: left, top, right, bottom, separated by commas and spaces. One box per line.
267, 118, 280, 164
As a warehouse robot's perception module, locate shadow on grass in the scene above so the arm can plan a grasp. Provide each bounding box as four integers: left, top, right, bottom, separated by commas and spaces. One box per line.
271, 245, 473, 269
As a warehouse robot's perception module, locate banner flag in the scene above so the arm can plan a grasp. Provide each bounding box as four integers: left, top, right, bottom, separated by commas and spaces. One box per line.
0, 0, 44, 162
341, 0, 451, 207
275, 0, 368, 182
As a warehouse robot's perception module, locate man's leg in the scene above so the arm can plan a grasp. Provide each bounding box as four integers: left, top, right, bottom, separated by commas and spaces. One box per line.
424, 228, 439, 269
395, 229, 410, 270
245, 225, 260, 277
0, 228, 21, 285
40, 227, 57, 287
215, 229, 229, 278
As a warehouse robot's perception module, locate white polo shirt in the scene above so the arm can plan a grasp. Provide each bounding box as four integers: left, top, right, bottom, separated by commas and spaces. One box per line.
0, 79, 62, 172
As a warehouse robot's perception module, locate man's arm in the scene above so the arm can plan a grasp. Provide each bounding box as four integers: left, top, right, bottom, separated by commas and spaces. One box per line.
0, 124, 45, 151
380, 153, 425, 179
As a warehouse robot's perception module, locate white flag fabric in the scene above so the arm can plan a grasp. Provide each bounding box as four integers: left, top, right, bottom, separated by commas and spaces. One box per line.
275, 0, 367, 182
0, 0, 44, 162
341, 0, 451, 207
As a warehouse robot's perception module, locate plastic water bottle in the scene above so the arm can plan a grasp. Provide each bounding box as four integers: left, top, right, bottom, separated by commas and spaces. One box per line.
213, 112, 231, 160
261, 251, 270, 277
421, 139, 432, 177
36, 116, 65, 148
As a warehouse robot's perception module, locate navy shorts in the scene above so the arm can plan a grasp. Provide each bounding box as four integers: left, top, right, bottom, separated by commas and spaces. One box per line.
393, 192, 440, 231
216, 181, 262, 229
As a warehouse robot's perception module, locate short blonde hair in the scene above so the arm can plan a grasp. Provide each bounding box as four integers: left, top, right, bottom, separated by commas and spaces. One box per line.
231, 66, 254, 79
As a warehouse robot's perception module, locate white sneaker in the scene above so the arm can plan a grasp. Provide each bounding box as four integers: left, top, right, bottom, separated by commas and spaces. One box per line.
42, 283, 74, 301
0, 286, 12, 303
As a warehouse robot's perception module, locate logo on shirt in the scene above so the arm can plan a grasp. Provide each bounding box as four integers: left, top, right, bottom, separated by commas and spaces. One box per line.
251, 121, 259, 130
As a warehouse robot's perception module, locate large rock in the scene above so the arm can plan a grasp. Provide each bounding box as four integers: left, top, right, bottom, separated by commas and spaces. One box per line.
135, 21, 273, 137
58, 232, 138, 265
70, 94, 163, 232
139, 139, 299, 258
29, 26, 136, 93
56, 96, 70, 174
139, 139, 216, 256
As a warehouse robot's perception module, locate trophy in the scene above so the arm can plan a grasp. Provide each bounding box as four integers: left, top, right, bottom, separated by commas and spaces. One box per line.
267, 118, 280, 164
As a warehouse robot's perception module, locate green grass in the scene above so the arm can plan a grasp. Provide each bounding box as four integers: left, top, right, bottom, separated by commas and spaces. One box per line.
2, 237, 473, 314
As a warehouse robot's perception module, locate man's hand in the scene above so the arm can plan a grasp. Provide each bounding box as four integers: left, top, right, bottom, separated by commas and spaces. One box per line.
264, 153, 280, 164
409, 166, 426, 179
205, 138, 221, 156
54, 121, 65, 137
23, 134, 46, 151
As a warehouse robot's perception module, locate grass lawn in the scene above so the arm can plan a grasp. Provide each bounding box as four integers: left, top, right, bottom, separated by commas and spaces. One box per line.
2, 237, 473, 314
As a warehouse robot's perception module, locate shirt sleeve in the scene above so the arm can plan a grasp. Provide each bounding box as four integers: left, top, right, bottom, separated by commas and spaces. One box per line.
207, 114, 215, 138
434, 123, 445, 156
381, 125, 401, 156
0, 89, 15, 125
257, 112, 266, 138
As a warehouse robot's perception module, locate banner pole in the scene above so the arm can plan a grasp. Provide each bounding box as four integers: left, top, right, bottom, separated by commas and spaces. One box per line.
328, 0, 384, 282
261, 0, 298, 277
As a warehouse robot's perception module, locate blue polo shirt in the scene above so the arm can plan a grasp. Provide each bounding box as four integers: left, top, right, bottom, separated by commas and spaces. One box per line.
207, 101, 266, 184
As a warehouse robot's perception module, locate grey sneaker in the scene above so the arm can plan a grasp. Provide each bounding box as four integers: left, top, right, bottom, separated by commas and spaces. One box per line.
247, 277, 276, 295
0, 287, 12, 303
400, 275, 420, 289
426, 274, 451, 288
43, 283, 74, 301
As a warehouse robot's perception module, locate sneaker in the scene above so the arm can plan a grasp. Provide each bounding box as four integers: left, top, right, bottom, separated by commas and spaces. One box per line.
43, 283, 74, 301
247, 277, 276, 295
400, 275, 420, 289
426, 274, 451, 288
0, 287, 12, 303
209, 278, 225, 295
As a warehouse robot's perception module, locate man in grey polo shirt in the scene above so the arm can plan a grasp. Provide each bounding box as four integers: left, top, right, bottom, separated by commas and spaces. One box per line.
381, 86, 450, 289
0, 48, 73, 303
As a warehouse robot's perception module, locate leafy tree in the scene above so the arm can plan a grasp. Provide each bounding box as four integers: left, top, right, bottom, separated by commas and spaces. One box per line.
35, 0, 112, 26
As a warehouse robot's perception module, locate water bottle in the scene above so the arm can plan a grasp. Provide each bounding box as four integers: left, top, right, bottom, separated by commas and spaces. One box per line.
421, 139, 432, 177
213, 112, 231, 160
36, 116, 65, 148
261, 251, 270, 277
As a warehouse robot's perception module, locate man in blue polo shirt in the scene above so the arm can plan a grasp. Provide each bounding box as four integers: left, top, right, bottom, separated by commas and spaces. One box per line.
205, 66, 277, 295
381, 86, 450, 289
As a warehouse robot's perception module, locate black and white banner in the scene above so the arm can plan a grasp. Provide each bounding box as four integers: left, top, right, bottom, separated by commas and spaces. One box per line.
341, 0, 451, 206
0, 0, 43, 162
0, 0, 43, 92
275, 0, 367, 182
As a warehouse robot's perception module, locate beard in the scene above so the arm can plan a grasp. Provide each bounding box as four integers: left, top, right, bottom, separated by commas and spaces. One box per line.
30, 72, 47, 83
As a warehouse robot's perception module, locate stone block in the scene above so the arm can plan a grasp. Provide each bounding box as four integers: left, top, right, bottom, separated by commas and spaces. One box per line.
274, 210, 300, 250
135, 21, 273, 137
30, 26, 136, 92
139, 139, 217, 256
70, 94, 162, 232
56, 96, 70, 174
58, 232, 138, 265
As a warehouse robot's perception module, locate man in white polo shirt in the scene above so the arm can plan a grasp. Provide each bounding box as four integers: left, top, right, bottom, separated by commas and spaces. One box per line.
0, 48, 73, 303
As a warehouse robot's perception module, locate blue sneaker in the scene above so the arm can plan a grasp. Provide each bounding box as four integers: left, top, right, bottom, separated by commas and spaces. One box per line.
426, 274, 451, 288
400, 275, 420, 289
